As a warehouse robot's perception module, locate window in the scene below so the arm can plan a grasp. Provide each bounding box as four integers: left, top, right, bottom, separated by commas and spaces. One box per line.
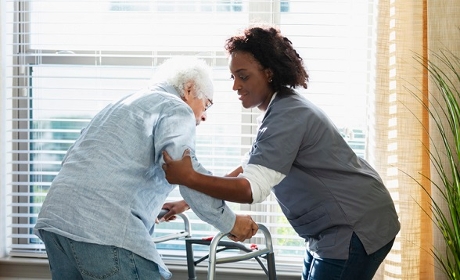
4, 0, 378, 272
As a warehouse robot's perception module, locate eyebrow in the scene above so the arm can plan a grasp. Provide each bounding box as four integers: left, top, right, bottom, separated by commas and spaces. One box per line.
231, 68, 247, 74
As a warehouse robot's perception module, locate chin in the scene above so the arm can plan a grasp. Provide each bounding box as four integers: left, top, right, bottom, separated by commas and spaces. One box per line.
241, 101, 253, 109
243, 103, 258, 110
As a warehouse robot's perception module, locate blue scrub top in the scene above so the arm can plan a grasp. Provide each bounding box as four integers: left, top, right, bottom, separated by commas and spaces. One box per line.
248, 88, 400, 259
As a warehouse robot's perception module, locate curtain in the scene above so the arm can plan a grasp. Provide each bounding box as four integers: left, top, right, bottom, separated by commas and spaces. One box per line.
374, 0, 460, 279
427, 2, 460, 280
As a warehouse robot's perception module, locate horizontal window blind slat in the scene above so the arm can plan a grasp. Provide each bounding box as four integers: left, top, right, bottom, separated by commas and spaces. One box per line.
8, 193, 47, 197
9, 244, 45, 250
8, 213, 39, 218
8, 250, 48, 258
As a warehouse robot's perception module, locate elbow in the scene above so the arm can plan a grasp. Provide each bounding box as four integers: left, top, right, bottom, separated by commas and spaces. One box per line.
242, 186, 254, 204
230, 184, 253, 204
238, 178, 253, 203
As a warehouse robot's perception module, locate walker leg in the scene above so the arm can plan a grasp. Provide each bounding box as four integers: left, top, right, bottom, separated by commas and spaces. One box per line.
185, 241, 197, 280
267, 252, 277, 280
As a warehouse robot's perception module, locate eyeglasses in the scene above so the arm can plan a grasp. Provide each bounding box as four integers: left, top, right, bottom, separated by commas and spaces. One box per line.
205, 98, 213, 111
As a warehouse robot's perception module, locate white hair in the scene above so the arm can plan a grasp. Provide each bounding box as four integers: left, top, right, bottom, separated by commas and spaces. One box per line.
151, 56, 214, 100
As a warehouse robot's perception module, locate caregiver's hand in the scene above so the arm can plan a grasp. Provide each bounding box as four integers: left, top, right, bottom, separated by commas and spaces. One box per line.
162, 149, 195, 185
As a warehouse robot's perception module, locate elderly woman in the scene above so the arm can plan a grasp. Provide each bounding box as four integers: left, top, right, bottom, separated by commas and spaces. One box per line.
35, 56, 257, 280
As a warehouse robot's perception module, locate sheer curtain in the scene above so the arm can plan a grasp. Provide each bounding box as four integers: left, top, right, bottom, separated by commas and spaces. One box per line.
374, 0, 460, 279
428, 2, 460, 280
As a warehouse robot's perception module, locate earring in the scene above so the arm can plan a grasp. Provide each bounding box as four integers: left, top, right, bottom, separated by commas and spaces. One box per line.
268, 78, 272, 83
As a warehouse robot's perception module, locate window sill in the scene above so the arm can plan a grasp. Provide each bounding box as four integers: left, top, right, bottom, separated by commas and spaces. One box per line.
0, 256, 301, 279
0, 257, 51, 279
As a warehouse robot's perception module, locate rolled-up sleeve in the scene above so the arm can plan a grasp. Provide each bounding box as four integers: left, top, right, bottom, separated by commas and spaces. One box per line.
238, 164, 285, 204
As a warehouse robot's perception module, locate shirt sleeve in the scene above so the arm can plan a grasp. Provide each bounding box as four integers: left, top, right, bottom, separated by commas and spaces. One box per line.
179, 150, 236, 233
155, 101, 236, 233
238, 164, 286, 204
248, 97, 307, 174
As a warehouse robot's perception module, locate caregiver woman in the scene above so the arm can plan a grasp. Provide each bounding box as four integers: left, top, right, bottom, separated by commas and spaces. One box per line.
162, 24, 400, 280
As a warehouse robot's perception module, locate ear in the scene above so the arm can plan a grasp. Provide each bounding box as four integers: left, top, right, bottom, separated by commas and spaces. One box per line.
182, 81, 194, 101
264, 68, 273, 81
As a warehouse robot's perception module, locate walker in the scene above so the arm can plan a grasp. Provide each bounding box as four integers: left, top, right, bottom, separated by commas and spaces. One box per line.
155, 210, 277, 280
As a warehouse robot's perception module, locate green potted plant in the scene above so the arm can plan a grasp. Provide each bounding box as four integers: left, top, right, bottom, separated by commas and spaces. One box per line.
413, 49, 460, 279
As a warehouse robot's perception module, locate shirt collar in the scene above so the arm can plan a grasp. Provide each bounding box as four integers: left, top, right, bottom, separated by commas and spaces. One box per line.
267, 91, 278, 109
257, 92, 278, 125
149, 82, 181, 99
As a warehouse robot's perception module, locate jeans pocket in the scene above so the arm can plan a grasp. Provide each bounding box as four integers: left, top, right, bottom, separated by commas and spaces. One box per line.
70, 240, 120, 279
39, 230, 66, 254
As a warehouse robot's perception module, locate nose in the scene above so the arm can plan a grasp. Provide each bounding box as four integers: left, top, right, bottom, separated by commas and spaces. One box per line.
232, 79, 241, 91
201, 111, 207, 122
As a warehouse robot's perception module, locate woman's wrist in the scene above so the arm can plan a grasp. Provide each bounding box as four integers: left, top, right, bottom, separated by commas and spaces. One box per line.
182, 200, 190, 210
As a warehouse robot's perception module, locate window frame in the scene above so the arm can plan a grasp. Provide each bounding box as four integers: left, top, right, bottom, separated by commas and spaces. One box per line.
4, 0, 378, 274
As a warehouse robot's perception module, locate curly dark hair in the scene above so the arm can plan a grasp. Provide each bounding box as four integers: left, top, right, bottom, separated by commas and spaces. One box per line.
224, 24, 309, 91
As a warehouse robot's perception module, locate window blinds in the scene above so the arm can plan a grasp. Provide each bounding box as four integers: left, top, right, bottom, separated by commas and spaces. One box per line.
4, 0, 378, 271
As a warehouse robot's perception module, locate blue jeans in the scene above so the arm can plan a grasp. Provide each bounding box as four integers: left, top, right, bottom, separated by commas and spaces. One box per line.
39, 230, 162, 280
302, 232, 395, 280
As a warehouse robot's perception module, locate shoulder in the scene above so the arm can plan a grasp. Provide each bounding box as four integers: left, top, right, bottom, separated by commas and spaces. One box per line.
269, 88, 318, 118
272, 88, 309, 108
266, 89, 337, 135
130, 88, 191, 114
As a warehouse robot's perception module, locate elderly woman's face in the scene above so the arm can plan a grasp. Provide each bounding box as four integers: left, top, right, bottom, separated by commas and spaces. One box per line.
228, 51, 274, 111
182, 84, 213, 126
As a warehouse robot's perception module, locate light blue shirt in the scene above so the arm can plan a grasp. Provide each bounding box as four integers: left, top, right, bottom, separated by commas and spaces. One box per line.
34, 83, 236, 279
